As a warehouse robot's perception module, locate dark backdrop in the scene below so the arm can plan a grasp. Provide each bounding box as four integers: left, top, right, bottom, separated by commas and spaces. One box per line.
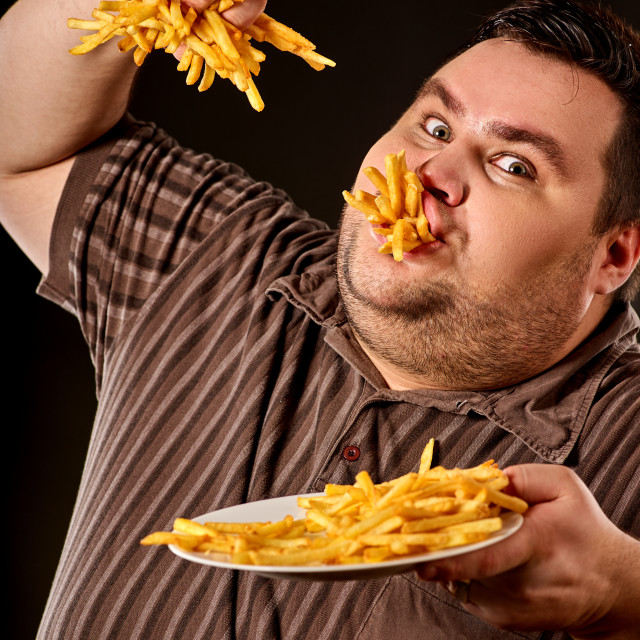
5, 1, 640, 638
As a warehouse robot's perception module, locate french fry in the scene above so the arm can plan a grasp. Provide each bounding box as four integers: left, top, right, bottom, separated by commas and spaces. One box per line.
374, 194, 397, 224
342, 190, 384, 222
245, 77, 264, 112
186, 53, 204, 85
173, 517, 215, 536
69, 22, 121, 54
363, 166, 390, 199
343, 151, 438, 261
117, 34, 137, 52
99, 1, 125, 11
133, 45, 148, 65
358, 532, 450, 548
392, 219, 407, 261
248, 539, 354, 566
176, 48, 193, 72
140, 531, 205, 550
401, 510, 482, 533
254, 13, 314, 49
68, 0, 335, 111
355, 470, 379, 506
203, 9, 240, 60
385, 153, 404, 217
442, 517, 504, 534
68, 18, 109, 30
364, 546, 393, 563
375, 473, 415, 510
199, 64, 216, 92
419, 438, 435, 475
195, 539, 235, 553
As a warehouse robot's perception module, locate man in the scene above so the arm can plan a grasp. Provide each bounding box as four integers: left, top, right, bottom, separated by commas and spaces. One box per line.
1, 1, 639, 639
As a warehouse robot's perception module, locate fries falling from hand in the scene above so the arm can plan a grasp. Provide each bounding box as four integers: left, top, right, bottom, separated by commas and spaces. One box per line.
140, 439, 528, 567
343, 150, 436, 261
68, 0, 335, 111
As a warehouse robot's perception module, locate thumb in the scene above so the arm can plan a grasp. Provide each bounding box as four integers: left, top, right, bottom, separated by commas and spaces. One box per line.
503, 464, 577, 505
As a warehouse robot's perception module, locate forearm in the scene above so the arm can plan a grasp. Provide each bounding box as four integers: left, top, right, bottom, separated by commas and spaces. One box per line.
571, 532, 640, 640
0, 0, 138, 175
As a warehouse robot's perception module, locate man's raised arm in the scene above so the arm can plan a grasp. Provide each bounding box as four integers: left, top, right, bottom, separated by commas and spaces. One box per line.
0, 0, 141, 271
0, 0, 266, 273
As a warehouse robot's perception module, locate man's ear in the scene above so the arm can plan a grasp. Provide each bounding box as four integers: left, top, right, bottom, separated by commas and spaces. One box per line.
594, 225, 640, 295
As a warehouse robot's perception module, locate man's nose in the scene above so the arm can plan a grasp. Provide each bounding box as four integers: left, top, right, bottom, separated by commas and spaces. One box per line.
415, 149, 467, 207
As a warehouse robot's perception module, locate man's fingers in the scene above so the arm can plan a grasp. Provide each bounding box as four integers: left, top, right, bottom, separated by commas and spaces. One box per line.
179, 0, 267, 30
182, 0, 215, 11
173, 43, 187, 61
221, 0, 267, 31
461, 580, 533, 630
173, 0, 266, 61
417, 466, 586, 583
416, 523, 535, 582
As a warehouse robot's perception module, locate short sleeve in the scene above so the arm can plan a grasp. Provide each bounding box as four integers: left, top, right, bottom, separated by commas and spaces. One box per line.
37, 117, 316, 385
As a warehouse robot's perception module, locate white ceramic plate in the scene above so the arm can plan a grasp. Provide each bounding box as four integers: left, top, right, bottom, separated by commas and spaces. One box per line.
170, 493, 523, 581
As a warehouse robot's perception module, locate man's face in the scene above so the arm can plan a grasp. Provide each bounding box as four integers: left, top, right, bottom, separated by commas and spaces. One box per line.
337, 39, 623, 390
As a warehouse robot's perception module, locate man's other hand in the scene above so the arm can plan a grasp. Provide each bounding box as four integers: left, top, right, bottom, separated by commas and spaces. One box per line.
174, 0, 267, 60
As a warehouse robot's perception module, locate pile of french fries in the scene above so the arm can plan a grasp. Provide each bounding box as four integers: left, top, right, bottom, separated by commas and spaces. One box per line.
343, 150, 437, 261
140, 440, 528, 567
68, 0, 335, 110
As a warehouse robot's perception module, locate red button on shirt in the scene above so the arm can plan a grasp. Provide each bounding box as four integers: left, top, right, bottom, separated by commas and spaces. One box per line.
342, 446, 360, 461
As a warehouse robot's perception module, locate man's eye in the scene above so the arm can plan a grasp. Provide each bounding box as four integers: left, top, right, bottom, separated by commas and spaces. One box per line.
493, 155, 533, 178
424, 117, 452, 141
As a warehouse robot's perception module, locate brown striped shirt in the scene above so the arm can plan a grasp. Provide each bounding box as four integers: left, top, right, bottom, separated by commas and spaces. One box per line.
37, 118, 640, 640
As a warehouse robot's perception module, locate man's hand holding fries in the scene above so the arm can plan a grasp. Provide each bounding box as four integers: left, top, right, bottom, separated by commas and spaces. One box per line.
416, 464, 640, 638
67, 0, 335, 111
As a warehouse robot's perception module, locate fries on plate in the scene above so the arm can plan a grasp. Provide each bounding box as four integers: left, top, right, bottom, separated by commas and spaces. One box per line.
141, 439, 528, 568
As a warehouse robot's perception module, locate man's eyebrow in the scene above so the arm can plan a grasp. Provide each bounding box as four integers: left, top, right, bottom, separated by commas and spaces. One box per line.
483, 121, 569, 179
417, 77, 569, 179
417, 78, 466, 117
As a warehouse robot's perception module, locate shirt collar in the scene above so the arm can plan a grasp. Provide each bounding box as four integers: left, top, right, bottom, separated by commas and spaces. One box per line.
267, 264, 639, 464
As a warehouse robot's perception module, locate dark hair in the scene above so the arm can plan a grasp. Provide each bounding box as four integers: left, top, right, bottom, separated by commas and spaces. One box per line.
466, 0, 640, 303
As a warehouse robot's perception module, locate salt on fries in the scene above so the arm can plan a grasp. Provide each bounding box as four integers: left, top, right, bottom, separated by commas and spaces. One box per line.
140, 439, 528, 567
68, 0, 335, 111
343, 150, 437, 261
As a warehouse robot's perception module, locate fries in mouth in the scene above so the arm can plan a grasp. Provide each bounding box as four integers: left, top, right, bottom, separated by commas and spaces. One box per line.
68, 0, 335, 111
342, 150, 437, 261
141, 439, 528, 567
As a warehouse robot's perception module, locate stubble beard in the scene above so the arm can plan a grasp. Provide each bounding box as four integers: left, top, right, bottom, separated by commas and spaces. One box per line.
336, 212, 596, 390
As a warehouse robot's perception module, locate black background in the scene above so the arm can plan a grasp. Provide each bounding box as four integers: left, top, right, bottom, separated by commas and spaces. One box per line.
4, 1, 640, 638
